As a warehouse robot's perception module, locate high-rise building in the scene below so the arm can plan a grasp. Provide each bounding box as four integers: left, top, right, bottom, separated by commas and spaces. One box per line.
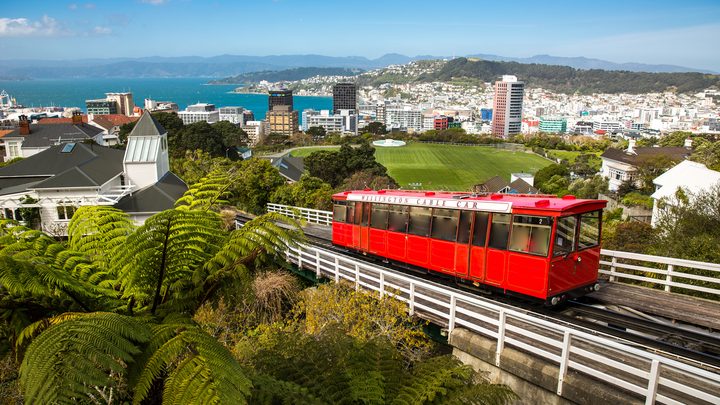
268, 89, 293, 112
106, 92, 135, 117
266, 105, 298, 136
539, 116, 567, 134
219, 106, 245, 124
332, 83, 357, 114
86, 99, 118, 115
491, 75, 524, 138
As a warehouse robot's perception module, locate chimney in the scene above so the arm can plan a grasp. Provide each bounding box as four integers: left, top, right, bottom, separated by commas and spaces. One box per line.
626, 139, 637, 155
684, 138, 693, 149
72, 111, 83, 126
18, 115, 30, 135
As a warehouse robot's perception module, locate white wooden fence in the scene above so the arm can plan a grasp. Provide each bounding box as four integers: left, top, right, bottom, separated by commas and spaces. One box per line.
286, 243, 720, 404
600, 250, 720, 298
267, 203, 332, 226
267, 203, 720, 300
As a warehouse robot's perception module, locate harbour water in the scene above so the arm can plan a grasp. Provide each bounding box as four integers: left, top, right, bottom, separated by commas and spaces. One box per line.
0, 78, 331, 122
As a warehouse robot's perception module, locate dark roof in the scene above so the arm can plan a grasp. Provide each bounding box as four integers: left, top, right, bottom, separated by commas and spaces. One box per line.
3, 123, 103, 148
114, 172, 187, 213
130, 111, 166, 137
600, 147, 690, 166
0, 143, 125, 193
473, 175, 509, 193
264, 155, 305, 182
507, 178, 538, 194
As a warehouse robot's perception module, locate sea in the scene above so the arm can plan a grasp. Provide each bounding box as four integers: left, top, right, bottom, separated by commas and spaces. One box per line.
0, 77, 332, 123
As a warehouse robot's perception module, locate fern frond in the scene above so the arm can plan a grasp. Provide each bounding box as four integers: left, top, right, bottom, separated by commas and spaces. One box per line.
67, 206, 135, 269
19, 312, 151, 404
175, 170, 236, 212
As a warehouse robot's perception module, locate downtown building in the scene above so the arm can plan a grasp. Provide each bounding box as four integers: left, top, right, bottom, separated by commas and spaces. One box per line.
332, 83, 357, 113
267, 89, 299, 136
302, 109, 357, 134
491, 75, 524, 138
178, 103, 219, 125
385, 105, 423, 132
86, 93, 135, 117
539, 116, 568, 134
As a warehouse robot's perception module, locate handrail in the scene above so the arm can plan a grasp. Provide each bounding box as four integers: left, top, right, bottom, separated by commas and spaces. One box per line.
266, 203, 720, 300
285, 243, 720, 404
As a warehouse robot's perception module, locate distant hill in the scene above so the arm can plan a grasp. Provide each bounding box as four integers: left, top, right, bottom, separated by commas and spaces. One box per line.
418, 58, 720, 94
467, 54, 717, 74
0, 53, 715, 79
210, 67, 363, 84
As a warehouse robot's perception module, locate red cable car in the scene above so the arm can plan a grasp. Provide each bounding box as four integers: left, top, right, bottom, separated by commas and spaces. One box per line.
331, 190, 607, 305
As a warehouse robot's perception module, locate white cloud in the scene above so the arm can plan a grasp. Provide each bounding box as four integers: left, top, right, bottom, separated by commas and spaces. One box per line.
68, 3, 78, 10
141, 0, 168, 5
92, 26, 112, 35
0, 15, 68, 37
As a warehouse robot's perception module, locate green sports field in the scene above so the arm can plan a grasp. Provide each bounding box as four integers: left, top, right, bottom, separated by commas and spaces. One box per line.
291, 143, 552, 191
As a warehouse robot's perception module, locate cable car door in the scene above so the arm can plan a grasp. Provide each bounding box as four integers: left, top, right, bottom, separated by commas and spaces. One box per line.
352, 202, 370, 251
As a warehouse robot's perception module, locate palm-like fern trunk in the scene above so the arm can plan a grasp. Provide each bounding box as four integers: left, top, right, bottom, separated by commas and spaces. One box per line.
151, 218, 173, 315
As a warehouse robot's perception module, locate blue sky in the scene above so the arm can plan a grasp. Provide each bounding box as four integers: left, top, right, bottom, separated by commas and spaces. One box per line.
1, 0, 719, 70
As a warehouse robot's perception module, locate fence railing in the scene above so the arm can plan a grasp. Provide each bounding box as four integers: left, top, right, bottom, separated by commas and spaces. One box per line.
267, 203, 720, 301
600, 249, 720, 298
267, 203, 332, 226
285, 243, 720, 404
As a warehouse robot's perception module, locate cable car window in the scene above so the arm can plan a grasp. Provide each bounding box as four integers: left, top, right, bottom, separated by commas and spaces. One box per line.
370, 204, 389, 230
431, 208, 459, 242
333, 202, 347, 223
553, 216, 577, 256
346, 202, 355, 225
387, 205, 408, 233
472, 212, 490, 247
509, 216, 553, 256
361, 203, 370, 226
578, 211, 601, 249
457, 211, 473, 244
408, 207, 432, 237
488, 214, 511, 250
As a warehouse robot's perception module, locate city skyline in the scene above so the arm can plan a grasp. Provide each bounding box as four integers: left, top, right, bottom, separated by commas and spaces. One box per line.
1, 0, 719, 71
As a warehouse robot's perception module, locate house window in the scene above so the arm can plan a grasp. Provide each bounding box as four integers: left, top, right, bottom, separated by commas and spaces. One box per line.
609, 168, 626, 181
8, 143, 20, 158
57, 204, 76, 220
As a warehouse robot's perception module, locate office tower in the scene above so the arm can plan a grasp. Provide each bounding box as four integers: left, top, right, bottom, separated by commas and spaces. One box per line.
268, 89, 293, 112
332, 82, 357, 114
106, 92, 135, 117
491, 75, 524, 137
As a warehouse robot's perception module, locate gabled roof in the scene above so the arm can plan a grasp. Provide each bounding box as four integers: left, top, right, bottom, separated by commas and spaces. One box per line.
651, 160, 720, 200
264, 155, 304, 182
507, 178, 538, 194
2, 123, 103, 148
473, 175, 510, 193
0, 143, 125, 193
37, 116, 89, 124
0, 129, 15, 139
130, 111, 166, 137
92, 114, 139, 130
600, 147, 690, 166
114, 172, 187, 213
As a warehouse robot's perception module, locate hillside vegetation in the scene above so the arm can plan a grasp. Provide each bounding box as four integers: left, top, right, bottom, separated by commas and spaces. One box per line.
210, 67, 363, 84
418, 58, 720, 94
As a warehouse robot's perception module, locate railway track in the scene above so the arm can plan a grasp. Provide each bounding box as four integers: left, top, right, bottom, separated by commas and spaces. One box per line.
237, 213, 720, 370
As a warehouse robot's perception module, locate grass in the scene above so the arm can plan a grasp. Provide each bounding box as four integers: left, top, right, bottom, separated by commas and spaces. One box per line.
291, 143, 551, 191
546, 149, 602, 163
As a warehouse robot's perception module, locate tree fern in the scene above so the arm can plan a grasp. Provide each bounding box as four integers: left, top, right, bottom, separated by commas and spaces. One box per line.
67, 206, 135, 269
19, 312, 151, 404
175, 170, 235, 212
129, 315, 252, 405
111, 209, 225, 314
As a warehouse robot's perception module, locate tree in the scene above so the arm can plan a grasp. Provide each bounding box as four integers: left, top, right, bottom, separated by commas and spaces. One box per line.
365, 121, 387, 135
213, 120, 248, 148
338, 169, 398, 191
269, 174, 334, 211
691, 140, 720, 171
234, 158, 287, 214
306, 141, 391, 187
534, 163, 569, 192
0, 174, 304, 403
540, 174, 570, 196
568, 175, 608, 199
603, 221, 658, 254
305, 150, 348, 186
170, 149, 234, 187
174, 121, 227, 158
635, 154, 680, 194
570, 154, 601, 177
306, 126, 326, 139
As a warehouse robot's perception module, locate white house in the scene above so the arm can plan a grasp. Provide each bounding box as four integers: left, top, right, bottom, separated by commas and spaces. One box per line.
650, 160, 720, 226
0, 111, 187, 235
600, 140, 691, 191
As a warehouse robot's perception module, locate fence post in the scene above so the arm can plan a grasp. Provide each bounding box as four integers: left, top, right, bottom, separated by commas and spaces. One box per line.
557, 331, 572, 396
409, 283, 415, 316
610, 256, 617, 283
448, 294, 457, 332
645, 359, 660, 405
315, 250, 321, 279
665, 264, 674, 293
334, 257, 340, 283
379, 272, 385, 297
355, 264, 360, 291
495, 310, 507, 366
